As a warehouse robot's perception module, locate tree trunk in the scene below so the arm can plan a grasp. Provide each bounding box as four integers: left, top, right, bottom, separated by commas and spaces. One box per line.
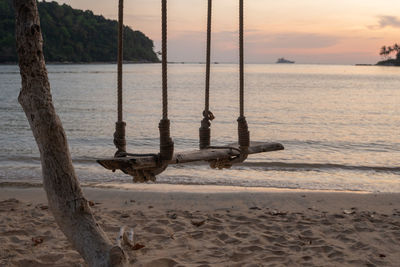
13, 0, 127, 266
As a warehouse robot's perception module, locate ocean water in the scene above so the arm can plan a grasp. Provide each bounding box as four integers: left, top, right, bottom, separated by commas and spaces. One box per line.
0, 63, 399, 192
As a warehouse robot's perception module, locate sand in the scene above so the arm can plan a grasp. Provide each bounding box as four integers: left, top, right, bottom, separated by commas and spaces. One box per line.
0, 184, 399, 266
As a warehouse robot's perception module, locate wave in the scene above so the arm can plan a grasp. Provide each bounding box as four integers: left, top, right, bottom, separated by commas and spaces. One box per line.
2, 155, 399, 174
240, 162, 400, 173
0, 71, 20, 75
0, 181, 42, 188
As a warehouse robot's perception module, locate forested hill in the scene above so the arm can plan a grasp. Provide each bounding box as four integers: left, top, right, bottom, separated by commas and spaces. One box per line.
0, 0, 159, 63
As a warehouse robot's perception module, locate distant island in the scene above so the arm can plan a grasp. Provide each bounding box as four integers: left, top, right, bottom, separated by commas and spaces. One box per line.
376, 43, 400, 66
276, 58, 295, 64
0, 0, 159, 63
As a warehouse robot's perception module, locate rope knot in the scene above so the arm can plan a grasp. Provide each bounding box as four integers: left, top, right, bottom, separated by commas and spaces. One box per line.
114, 121, 126, 156
199, 119, 211, 149
199, 110, 215, 149
237, 116, 250, 148
159, 119, 174, 161
203, 110, 215, 121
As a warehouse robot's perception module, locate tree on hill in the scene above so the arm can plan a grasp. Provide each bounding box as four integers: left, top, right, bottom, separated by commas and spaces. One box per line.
377, 43, 400, 66
0, 0, 16, 62
0, 0, 159, 63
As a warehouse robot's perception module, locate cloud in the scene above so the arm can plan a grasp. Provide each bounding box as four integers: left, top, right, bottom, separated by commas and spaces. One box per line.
199, 31, 340, 51
369, 16, 400, 29
159, 30, 342, 63
246, 33, 340, 49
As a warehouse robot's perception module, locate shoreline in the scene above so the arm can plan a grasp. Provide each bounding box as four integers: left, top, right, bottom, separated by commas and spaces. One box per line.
0, 181, 375, 194
1, 186, 398, 211
2, 62, 389, 66
0, 61, 159, 66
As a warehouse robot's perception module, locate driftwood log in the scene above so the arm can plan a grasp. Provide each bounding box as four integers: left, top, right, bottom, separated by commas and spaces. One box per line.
14, 0, 127, 266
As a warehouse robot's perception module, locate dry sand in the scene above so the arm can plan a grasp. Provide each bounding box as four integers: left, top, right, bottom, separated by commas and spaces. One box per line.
0, 184, 399, 266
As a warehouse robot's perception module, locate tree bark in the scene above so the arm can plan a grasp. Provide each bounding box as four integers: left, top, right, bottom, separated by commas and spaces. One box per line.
13, 0, 126, 266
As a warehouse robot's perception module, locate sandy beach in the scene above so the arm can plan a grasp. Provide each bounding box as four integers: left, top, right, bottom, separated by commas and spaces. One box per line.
0, 184, 399, 266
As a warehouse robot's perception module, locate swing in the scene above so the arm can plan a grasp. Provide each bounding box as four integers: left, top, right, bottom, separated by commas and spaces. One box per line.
97, 0, 284, 182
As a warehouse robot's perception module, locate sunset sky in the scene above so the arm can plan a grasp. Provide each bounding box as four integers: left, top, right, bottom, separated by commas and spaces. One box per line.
54, 0, 400, 64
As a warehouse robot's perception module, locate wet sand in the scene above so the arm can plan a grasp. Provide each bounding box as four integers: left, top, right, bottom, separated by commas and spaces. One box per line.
0, 185, 399, 266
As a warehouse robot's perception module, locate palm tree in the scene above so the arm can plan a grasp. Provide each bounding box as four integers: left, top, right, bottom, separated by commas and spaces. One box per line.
387, 46, 394, 58
380, 46, 388, 59
394, 44, 400, 60
393, 44, 400, 59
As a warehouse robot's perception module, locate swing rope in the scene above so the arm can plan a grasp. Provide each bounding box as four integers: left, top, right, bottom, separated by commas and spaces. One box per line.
113, 0, 126, 156
158, 0, 174, 161
161, 0, 168, 120
237, 0, 250, 150
113, 0, 173, 163
200, 0, 249, 153
199, 0, 215, 149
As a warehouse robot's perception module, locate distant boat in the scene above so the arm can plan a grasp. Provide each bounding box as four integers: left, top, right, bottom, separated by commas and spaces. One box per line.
276, 58, 295, 64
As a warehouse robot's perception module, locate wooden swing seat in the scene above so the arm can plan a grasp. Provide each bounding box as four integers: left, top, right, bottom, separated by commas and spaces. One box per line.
97, 141, 284, 172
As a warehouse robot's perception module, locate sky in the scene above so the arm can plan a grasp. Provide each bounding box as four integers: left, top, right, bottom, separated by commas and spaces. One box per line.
54, 0, 400, 64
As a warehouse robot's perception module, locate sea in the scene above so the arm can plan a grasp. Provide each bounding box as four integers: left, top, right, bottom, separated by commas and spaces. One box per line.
0, 63, 399, 193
